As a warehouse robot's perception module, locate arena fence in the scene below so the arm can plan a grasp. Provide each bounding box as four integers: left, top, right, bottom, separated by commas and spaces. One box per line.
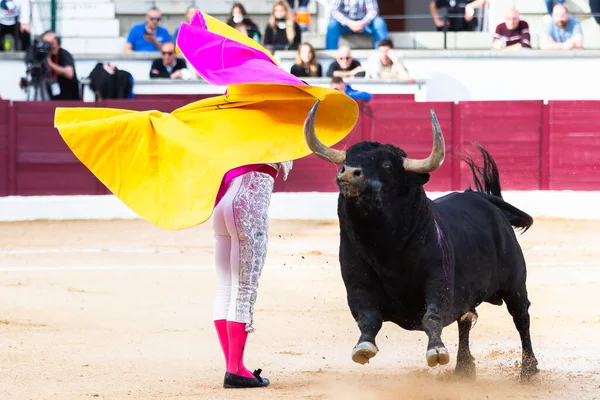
1, 96, 598, 197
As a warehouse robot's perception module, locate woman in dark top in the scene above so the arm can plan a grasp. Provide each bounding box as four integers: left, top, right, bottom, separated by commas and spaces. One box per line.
290, 42, 322, 78
263, 0, 301, 52
226, 3, 262, 43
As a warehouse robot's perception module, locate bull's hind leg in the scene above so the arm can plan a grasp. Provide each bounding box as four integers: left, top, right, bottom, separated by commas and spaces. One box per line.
502, 287, 539, 380
455, 311, 477, 378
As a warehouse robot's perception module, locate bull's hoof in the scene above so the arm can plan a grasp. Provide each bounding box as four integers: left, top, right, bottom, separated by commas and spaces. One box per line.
520, 357, 540, 382
426, 346, 450, 367
352, 342, 378, 365
454, 361, 476, 379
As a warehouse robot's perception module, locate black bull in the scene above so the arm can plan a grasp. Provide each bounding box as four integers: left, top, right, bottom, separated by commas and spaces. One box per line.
303, 100, 539, 379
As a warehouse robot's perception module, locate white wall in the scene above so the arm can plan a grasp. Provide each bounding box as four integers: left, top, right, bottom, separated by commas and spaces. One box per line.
403, 55, 600, 101
2, 191, 600, 222
2, 52, 600, 102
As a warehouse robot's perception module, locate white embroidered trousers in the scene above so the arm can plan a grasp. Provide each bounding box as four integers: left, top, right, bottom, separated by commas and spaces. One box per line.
212, 170, 274, 332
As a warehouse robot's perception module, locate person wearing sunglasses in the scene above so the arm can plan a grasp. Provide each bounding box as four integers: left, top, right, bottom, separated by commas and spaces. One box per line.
149, 41, 189, 79
325, 46, 365, 78
124, 6, 171, 52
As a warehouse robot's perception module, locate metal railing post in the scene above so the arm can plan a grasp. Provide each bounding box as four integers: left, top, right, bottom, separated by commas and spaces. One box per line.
50, 0, 57, 31
443, 16, 448, 50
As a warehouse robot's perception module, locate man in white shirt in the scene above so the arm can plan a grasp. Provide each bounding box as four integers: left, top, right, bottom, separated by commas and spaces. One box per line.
365, 38, 413, 81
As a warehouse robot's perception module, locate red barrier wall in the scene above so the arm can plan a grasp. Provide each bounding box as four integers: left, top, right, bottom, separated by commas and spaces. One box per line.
0, 100, 8, 197
1, 96, 598, 196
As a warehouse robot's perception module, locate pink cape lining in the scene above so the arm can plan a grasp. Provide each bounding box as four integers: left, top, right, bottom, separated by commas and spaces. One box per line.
176, 11, 307, 207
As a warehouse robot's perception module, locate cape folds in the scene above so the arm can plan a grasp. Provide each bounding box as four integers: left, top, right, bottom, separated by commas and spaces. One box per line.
54, 10, 358, 230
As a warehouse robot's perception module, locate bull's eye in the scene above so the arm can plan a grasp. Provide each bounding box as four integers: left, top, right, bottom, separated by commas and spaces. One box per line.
383, 162, 392, 171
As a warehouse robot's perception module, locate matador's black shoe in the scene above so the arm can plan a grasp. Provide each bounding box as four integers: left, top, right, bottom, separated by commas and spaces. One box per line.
223, 369, 270, 389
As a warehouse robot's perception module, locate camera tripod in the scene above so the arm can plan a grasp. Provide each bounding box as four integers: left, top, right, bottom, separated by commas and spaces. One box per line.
26, 77, 51, 101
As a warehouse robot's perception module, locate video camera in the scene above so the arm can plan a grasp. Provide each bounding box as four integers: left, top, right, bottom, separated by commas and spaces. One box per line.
20, 39, 53, 100
22, 39, 51, 82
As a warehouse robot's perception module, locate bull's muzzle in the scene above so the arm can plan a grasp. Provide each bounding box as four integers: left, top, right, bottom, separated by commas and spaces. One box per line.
336, 165, 365, 197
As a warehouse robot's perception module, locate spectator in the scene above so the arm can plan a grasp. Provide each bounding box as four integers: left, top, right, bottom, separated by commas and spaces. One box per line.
0, 0, 31, 51
365, 38, 413, 81
541, 4, 583, 50
330, 77, 372, 101
429, 0, 485, 32
42, 30, 80, 100
173, 6, 197, 44
124, 7, 171, 52
290, 0, 311, 31
264, 0, 301, 53
289, 0, 309, 11
226, 3, 262, 44
326, 46, 365, 78
290, 42, 322, 77
326, 0, 388, 50
544, 0, 565, 15
590, 0, 600, 25
492, 8, 531, 50
150, 42, 188, 79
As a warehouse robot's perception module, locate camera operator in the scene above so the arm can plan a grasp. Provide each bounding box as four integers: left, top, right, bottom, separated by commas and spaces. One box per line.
40, 29, 80, 100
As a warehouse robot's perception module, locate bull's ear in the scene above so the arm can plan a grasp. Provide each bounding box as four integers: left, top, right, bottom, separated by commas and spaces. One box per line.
410, 172, 430, 186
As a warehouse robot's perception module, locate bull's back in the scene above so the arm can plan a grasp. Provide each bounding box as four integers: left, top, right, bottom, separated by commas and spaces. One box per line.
432, 192, 526, 310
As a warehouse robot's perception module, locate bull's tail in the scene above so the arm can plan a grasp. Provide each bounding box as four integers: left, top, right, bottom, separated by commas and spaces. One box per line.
463, 143, 533, 233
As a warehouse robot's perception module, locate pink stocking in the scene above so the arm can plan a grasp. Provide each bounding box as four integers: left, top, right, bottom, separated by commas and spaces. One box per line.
226, 321, 254, 378
214, 319, 229, 365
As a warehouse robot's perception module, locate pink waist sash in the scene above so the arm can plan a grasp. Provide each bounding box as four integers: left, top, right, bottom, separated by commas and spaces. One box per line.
214, 164, 278, 207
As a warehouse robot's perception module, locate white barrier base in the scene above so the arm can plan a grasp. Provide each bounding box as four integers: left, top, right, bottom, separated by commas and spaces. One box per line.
0, 191, 598, 223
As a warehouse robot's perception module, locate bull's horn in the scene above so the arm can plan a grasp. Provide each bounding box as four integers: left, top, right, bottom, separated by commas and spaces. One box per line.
303, 100, 346, 165
403, 109, 446, 174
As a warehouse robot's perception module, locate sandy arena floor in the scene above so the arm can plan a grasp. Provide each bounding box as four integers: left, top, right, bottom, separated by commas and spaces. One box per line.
0, 217, 599, 400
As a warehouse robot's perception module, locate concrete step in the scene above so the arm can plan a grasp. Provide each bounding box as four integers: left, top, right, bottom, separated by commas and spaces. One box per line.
58, 2, 116, 19
59, 19, 120, 38
30, 0, 117, 36
33, 0, 113, 5
60, 37, 126, 54
515, 0, 591, 13
304, 18, 599, 50
115, 0, 318, 15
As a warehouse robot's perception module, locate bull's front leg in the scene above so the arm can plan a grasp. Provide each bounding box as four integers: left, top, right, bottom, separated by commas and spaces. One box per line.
347, 285, 383, 365
422, 278, 450, 368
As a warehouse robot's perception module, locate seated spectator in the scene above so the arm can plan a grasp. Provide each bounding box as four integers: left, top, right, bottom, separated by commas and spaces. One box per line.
226, 3, 262, 43
264, 0, 301, 53
290, 0, 311, 31
326, 46, 365, 78
173, 6, 197, 43
429, 0, 485, 32
541, 4, 583, 50
150, 42, 189, 79
289, 0, 309, 11
326, 0, 388, 50
492, 8, 531, 50
88, 63, 134, 100
590, 0, 600, 25
290, 42, 322, 77
124, 7, 171, 52
0, 0, 31, 51
544, 0, 565, 15
365, 39, 413, 81
42, 29, 80, 100
330, 77, 372, 101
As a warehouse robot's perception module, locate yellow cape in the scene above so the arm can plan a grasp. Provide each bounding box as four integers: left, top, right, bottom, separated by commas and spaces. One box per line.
54, 84, 358, 230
